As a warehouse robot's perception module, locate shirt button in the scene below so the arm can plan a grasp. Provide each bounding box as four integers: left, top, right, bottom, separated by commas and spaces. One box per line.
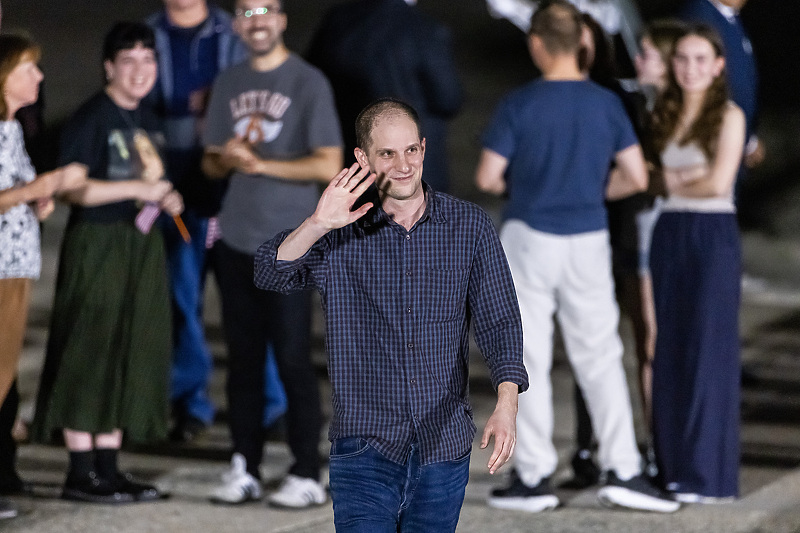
405, 270, 412, 276
407, 342, 414, 349
407, 307, 412, 314
410, 379, 416, 384
406, 234, 411, 241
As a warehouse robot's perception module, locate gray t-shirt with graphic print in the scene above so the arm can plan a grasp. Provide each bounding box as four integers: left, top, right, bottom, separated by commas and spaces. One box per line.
203, 53, 342, 255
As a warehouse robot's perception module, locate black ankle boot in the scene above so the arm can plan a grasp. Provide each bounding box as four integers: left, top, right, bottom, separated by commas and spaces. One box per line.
111, 472, 163, 501
61, 471, 135, 504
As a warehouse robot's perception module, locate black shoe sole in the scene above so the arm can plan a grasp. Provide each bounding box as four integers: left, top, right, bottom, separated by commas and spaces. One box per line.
61, 488, 136, 504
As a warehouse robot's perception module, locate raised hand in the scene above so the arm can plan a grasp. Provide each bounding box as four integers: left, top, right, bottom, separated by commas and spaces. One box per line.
310, 163, 376, 230
275, 164, 376, 262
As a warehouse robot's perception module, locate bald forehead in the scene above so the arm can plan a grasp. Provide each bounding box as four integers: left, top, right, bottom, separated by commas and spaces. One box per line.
367, 111, 419, 146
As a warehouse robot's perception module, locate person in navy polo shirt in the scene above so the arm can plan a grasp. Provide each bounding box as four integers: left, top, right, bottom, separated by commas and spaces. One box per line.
476, 0, 679, 514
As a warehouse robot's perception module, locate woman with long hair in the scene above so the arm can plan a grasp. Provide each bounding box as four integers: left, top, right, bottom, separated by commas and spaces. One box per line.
0, 34, 87, 519
649, 24, 745, 503
31, 22, 182, 504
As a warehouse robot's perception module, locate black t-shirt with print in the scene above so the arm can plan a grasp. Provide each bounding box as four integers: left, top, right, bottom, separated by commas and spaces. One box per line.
59, 91, 165, 224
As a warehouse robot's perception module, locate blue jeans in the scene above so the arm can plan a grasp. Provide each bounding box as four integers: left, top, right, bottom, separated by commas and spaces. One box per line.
165, 219, 288, 429
329, 438, 470, 533
164, 209, 215, 424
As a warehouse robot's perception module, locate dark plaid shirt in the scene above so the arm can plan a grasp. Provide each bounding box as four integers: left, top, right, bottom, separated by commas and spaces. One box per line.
255, 186, 528, 465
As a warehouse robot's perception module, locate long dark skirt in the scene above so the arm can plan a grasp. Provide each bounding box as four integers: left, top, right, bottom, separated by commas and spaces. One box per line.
650, 211, 741, 498
32, 221, 171, 444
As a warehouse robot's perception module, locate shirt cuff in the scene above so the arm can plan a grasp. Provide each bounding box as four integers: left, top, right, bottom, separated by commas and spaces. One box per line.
491, 363, 529, 394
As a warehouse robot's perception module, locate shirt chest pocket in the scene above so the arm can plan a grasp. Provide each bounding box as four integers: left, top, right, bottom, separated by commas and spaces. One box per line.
424, 267, 470, 323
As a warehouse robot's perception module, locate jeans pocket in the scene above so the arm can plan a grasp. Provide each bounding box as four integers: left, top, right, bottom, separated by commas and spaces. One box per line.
330, 437, 370, 459
452, 448, 472, 465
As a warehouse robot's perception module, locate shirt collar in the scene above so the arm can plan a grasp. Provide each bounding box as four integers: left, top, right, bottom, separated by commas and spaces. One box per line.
360, 181, 446, 230
710, 1, 739, 22
423, 182, 447, 225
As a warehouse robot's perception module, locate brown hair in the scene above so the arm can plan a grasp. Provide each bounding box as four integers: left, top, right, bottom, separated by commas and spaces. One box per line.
528, 0, 582, 55
650, 24, 728, 160
0, 34, 41, 119
355, 98, 421, 152
642, 19, 687, 66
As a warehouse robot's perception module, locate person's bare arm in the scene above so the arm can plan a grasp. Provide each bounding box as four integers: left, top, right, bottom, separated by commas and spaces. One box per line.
666, 105, 746, 198
0, 163, 87, 213
481, 381, 519, 474
201, 147, 233, 179
607, 144, 648, 200
0, 186, 32, 212
204, 137, 343, 185
61, 178, 173, 207
475, 148, 508, 195
277, 163, 375, 262
252, 146, 344, 184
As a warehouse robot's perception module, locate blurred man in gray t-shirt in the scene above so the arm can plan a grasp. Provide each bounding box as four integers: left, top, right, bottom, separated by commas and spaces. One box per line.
201, 0, 342, 508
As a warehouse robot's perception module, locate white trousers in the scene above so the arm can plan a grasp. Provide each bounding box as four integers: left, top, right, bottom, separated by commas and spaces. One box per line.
501, 220, 641, 486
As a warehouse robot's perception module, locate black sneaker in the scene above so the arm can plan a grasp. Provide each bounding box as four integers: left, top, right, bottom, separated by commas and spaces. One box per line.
644, 445, 659, 480
488, 470, 560, 512
0, 472, 33, 496
169, 416, 207, 443
597, 471, 680, 513
61, 471, 135, 505
113, 472, 165, 502
567, 449, 601, 488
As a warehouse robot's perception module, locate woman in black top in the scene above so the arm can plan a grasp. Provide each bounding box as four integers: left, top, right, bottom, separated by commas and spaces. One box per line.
31, 22, 183, 504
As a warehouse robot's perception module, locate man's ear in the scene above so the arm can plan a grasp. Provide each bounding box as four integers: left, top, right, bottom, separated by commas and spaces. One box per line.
104, 59, 114, 82
354, 147, 369, 169
527, 35, 539, 59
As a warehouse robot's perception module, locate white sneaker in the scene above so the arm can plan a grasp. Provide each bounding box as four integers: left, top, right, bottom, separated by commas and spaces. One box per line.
210, 453, 262, 504
674, 492, 735, 504
267, 474, 327, 509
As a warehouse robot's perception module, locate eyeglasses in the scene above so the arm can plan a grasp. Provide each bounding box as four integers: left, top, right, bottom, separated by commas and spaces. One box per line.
235, 6, 281, 18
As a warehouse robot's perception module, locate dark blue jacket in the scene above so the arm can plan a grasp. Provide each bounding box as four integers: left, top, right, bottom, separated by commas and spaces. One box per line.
145, 5, 247, 214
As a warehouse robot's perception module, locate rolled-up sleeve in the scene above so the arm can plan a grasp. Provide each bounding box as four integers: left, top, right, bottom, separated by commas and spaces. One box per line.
254, 230, 330, 294
468, 220, 529, 393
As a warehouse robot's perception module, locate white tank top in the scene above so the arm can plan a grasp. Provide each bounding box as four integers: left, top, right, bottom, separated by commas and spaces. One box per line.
660, 141, 735, 214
